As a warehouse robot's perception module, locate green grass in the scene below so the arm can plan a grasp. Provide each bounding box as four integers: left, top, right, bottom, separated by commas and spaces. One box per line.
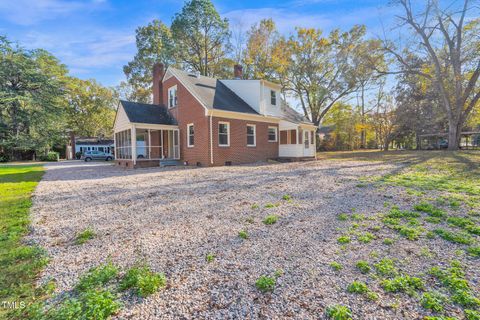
263, 214, 279, 225
238, 230, 249, 239
355, 260, 371, 274
413, 202, 446, 218
0, 165, 46, 319
329, 261, 343, 271
325, 304, 352, 320
75, 228, 96, 245
421, 291, 448, 312
433, 229, 474, 245
120, 264, 166, 297
255, 275, 276, 293
76, 262, 119, 292
467, 246, 480, 258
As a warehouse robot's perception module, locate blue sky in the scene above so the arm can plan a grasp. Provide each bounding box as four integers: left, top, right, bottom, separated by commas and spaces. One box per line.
0, 0, 400, 87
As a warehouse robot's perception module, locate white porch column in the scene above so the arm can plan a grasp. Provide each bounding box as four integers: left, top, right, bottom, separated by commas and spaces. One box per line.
160, 129, 164, 159
131, 125, 137, 165
148, 129, 151, 159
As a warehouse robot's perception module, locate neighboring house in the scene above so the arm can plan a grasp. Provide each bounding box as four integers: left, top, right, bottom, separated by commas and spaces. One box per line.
66, 137, 114, 160
113, 64, 317, 168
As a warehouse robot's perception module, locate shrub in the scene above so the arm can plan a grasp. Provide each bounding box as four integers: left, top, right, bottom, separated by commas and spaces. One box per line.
75, 151, 82, 160
347, 281, 369, 294
0, 152, 10, 162
75, 228, 95, 245
238, 230, 248, 239
374, 258, 398, 277
120, 265, 166, 297
76, 262, 119, 292
421, 291, 447, 312
39, 151, 59, 162
255, 275, 276, 293
49, 289, 120, 320
330, 262, 343, 271
381, 275, 424, 294
263, 214, 279, 225
205, 253, 215, 263
433, 229, 474, 245
356, 261, 371, 274
325, 304, 352, 320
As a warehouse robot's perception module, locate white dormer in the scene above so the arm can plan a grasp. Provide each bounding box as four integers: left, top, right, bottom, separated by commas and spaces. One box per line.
221, 79, 282, 117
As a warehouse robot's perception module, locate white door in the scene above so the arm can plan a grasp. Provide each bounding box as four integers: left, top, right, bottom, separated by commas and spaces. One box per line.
303, 131, 310, 156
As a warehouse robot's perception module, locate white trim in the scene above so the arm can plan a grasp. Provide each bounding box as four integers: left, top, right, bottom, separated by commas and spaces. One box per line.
167, 85, 178, 108
218, 121, 230, 147
268, 126, 278, 142
246, 124, 256, 147
128, 123, 179, 130
207, 109, 280, 123
187, 123, 194, 148
209, 115, 213, 164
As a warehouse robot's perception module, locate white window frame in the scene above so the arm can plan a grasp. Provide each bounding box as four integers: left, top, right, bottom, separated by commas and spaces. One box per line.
168, 85, 178, 108
304, 131, 309, 148
218, 121, 230, 147
246, 124, 256, 147
268, 126, 278, 142
270, 90, 277, 105
187, 123, 194, 147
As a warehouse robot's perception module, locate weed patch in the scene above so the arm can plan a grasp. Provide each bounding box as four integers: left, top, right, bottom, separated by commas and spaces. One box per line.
263, 214, 279, 225
75, 228, 95, 245
120, 265, 166, 297
326, 304, 352, 320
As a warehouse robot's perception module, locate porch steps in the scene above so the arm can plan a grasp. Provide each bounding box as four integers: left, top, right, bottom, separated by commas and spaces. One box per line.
160, 159, 181, 167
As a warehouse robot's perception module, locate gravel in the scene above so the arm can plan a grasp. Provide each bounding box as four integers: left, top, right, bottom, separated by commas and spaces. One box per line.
28, 160, 479, 319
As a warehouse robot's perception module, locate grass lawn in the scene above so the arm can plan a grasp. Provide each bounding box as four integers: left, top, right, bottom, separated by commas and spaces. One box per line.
0, 165, 47, 319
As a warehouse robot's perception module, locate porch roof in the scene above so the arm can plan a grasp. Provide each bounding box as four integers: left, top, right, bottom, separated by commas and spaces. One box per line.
120, 100, 177, 126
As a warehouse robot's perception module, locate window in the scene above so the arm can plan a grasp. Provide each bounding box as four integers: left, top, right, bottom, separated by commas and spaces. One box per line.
168, 86, 177, 108
268, 126, 277, 142
247, 124, 256, 146
187, 124, 194, 147
218, 122, 230, 146
270, 90, 277, 105
304, 131, 309, 148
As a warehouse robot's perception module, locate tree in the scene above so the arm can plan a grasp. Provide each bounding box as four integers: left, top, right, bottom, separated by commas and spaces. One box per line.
123, 19, 175, 103
0, 37, 67, 158
65, 78, 116, 138
171, 0, 230, 77
321, 102, 362, 150
242, 18, 280, 80
383, 0, 480, 150
277, 26, 368, 126
369, 86, 397, 151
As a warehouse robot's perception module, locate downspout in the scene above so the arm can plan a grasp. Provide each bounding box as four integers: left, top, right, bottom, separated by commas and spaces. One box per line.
210, 114, 214, 165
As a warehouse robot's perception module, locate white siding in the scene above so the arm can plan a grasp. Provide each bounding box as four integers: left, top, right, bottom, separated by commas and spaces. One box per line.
262, 84, 282, 117
220, 80, 262, 114
114, 105, 131, 132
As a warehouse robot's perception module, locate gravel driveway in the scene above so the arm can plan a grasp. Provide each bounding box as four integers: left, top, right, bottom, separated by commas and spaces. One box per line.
30, 159, 415, 319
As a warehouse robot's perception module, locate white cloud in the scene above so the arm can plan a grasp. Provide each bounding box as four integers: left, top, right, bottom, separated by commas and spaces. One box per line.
0, 0, 106, 26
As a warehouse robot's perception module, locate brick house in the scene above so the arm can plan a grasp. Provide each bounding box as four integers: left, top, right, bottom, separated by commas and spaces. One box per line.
113, 64, 317, 168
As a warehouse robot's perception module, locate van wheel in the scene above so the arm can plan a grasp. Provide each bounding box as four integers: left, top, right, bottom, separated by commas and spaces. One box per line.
85, 157, 92, 162
106, 157, 112, 161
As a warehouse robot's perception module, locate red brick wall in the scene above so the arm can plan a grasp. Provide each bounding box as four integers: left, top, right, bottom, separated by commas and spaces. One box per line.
162, 74, 279, 166
211, 117, 278, 166
162, 76, 210, 166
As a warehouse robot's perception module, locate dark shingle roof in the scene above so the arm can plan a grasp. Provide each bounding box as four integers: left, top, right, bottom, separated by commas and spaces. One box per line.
169, 67, 258, 114
120, 100, 177, 125
280, 100, 313, 124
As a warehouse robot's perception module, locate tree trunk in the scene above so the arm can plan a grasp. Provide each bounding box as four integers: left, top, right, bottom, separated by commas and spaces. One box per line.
447, 119, 461, 150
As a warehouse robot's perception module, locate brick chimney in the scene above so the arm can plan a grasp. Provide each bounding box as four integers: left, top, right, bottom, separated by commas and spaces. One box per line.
234, 64, 243, 79
153, 63, 165, 105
